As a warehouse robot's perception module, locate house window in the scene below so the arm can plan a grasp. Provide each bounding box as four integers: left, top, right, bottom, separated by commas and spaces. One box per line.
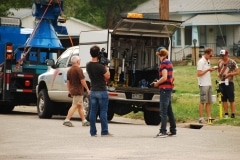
199, 26, 206, 45
173, 29, 181, 46
176, 29, 181, 46
185, 26, 192, 45
173, 27, 192, 46
216, 26, 226, 47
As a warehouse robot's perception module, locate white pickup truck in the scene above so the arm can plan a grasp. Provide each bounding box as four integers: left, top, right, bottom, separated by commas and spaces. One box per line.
36, 13, 181, 125
35, 45, 90, 119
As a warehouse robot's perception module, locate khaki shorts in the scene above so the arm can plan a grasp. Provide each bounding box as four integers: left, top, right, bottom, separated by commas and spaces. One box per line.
72, 95, 83, 105
199, 86, 213, 103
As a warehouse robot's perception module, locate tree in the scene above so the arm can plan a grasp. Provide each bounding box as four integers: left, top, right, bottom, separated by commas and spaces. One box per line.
0, 0, 148, 29
0, 0, 32, 16
64, 0, 148, 28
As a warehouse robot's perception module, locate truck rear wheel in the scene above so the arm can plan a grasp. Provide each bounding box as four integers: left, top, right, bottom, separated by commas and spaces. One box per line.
144, 110, 161, 125
37, 89, 53, 119
83, 95, 89, 118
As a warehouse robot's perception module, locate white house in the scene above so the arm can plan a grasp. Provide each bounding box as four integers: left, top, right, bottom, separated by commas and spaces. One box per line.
132, 0, 240, 61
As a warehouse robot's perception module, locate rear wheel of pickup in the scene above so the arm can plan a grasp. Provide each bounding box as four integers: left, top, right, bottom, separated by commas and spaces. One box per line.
37, 89, 53, 119
83, 95, 89, 119
144, 110, 161, 125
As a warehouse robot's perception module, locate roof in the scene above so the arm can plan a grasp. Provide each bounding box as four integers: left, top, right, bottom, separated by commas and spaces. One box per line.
9, 8, 32, 19
132, 0, 240, 14
8, 8, 101, 31
182, 13, 240, 26
68, 17, 101, 30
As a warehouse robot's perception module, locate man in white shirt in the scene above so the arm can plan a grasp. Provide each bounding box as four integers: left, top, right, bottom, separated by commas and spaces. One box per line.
197, 48, 216, 123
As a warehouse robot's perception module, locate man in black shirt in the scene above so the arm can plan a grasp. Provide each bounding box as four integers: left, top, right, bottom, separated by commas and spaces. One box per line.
86, 45, 112, 137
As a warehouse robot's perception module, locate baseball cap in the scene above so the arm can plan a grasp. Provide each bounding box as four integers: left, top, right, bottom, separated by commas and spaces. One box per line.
157, 46, 165, 52
220, 49, 228, 56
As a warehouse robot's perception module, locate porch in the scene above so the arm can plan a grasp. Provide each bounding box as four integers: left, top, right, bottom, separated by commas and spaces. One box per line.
171, 42, 240, 63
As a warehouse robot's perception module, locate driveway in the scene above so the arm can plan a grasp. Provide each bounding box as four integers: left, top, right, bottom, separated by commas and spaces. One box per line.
0, 106, 240, 160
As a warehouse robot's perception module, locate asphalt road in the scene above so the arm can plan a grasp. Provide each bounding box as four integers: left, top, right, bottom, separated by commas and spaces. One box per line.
0, 106, 240, 160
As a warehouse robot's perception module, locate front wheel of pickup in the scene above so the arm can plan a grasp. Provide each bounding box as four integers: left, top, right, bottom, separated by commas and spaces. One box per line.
37, 89, 53, 119
144, 110, 161, 126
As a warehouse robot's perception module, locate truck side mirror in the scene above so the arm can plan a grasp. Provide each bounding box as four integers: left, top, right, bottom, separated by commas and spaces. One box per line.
46, 59, 55, 66
51, 52, 57, 62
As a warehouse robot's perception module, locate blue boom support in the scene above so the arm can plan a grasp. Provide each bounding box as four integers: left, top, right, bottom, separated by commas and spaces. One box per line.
25, 0, 67, 49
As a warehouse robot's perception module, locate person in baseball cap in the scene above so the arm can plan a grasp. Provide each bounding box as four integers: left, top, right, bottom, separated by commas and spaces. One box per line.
219, 49, 228, 56
156, 46, 166, 57
153, 46, 176, 137
217, 49, 239, 118
157, 46, 166, 52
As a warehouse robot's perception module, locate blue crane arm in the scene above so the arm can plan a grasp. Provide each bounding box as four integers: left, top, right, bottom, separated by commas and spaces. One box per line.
32, 0, 68, 35
25, 0, 68, 49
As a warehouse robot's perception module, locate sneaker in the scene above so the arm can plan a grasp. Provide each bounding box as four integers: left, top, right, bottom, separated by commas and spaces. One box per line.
207, 118, 214, 124
224, 115, 229, 119
231, 114, 235, 118
199, 118, 205, 124
63, 121, 74, 127
154, 132, 168, 138
167, 132, 176, 137
101, 133, 113, 137
82, 121, 90, 126
91, 134, 97, 137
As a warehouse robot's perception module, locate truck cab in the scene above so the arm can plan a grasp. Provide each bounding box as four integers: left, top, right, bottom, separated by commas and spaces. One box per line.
0, 0, 68, 113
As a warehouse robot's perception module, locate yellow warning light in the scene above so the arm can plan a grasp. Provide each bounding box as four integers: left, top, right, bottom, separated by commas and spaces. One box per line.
127, 13, 143, 19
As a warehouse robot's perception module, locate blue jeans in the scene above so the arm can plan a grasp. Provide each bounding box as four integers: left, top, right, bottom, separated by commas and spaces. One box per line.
89, 91, 109, 136
159, 89, 176, 134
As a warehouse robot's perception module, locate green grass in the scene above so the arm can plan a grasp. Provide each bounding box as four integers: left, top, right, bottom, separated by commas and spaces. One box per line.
125, 65, 240, 126
173, 65, 240, 126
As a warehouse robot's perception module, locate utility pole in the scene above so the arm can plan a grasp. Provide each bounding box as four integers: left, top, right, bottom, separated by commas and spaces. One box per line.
159, 0, 169, 20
